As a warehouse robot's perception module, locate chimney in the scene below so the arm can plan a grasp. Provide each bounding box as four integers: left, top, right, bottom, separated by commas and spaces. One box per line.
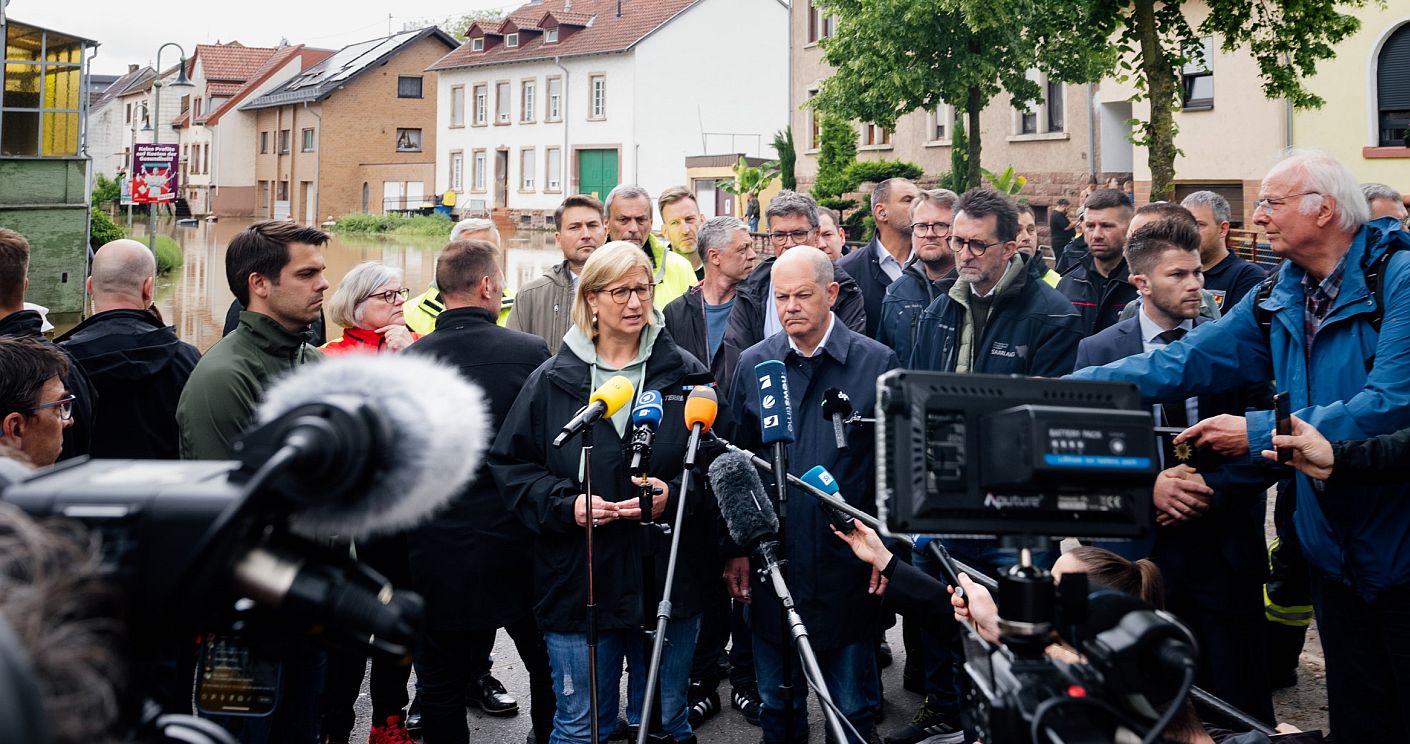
128, 64, 138, 73
617, 0, 622, 17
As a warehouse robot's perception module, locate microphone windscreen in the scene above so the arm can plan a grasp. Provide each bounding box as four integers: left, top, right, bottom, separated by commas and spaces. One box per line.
821, 388, 853, 418
800, 465, 839, 495
754, 360, 795, 445
256, 353, 489, 539
590, 375, 635, 416
683, 386, 718, 432
631, 389, 663, 429
708, 450, 778, 550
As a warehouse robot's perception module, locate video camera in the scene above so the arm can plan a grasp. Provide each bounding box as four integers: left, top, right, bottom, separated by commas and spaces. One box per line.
876, 370, 1198, 743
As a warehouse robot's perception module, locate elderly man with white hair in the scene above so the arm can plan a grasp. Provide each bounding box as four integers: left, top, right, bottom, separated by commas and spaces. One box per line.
57, 239, 200, 459
1072, 150, 1410, 742
1363, 182, 1408, 229
724, 245, 899, 744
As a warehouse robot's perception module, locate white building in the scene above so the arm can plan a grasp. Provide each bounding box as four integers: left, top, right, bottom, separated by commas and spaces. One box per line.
428, 0, 788, 224
87, 65, 154, 179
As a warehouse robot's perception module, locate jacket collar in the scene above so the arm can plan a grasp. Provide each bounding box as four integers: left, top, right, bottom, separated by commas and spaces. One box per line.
340, 326, 385, 347
0, 309, 44, 338
759, 314, 858, 365
434, 305, 498, 331
546, 322, 688, 393
237, 310, 313, 354
948, 253, 1027, 308
1265, 223, 1377, 319
55, 308, 165, 343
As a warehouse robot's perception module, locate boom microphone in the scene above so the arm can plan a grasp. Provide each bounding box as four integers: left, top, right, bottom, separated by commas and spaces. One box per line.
708, 450, 778, 552
799, 465, 854, 534
554, 375, 635, 448
248, 352, 490, 539
628, 390, 663, 473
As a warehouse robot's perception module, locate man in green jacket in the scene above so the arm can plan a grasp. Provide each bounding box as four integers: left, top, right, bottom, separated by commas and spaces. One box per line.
177, 221, 330, 460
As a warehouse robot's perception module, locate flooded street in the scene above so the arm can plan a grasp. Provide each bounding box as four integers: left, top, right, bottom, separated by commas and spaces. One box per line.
133, 218, 563, 352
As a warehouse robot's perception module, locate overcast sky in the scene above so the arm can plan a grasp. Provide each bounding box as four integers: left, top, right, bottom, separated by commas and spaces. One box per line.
12, 0, 513, 76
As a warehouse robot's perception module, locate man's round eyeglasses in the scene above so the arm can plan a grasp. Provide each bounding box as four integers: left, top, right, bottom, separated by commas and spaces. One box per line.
948, 236, 1001, 256
365, 288, 411, 304
768, 229, 814, 246
25, 394, 76, 421
912, 222, 952, 237
1254, 192, 1322, 215
598, 284, 656, 304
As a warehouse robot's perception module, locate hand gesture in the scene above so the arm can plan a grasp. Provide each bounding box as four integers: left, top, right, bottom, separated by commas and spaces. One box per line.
1261, 415, 1335, 480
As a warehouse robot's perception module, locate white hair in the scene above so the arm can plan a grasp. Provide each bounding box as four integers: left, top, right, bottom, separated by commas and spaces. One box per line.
450, 217, 500, 245
328, 262, 403, 329
1275, 149, 1371, 232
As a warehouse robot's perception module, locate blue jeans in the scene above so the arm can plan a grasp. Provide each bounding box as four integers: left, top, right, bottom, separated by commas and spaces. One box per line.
752, 634, 878, 744
544, 614, 701, 744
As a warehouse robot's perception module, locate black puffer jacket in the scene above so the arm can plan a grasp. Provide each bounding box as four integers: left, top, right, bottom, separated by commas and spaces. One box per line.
488, 330, 727, 632
57, 309, 200, 459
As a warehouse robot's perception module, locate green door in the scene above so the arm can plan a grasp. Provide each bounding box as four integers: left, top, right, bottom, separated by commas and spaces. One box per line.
577, 149, 619, 201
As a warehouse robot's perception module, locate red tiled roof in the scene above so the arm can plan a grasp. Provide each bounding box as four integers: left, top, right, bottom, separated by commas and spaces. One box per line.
428, 0, 699, 72
207, 81, 243, 97
468, 20, 505, 36
194, 42, 281, 82
173, 110, 190, 128
204, 45, 334, 125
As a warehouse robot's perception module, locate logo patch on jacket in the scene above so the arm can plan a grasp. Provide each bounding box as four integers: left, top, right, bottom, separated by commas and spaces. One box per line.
989, 342, 1027, 359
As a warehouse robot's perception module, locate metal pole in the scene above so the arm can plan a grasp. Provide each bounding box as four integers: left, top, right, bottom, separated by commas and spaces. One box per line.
149, 72, 158, 255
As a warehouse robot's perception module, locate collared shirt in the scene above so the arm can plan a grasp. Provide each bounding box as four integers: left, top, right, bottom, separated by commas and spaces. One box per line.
1138, 307, 1199, 428
764, 277, 783, 338
787, 312, 838, 359
1303, 255, 1347, 350
876, 240, 912, 282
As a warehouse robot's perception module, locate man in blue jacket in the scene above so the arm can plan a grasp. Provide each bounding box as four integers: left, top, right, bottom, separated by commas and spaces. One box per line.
877, 188, 957, 366
724, 245, 899, 744
911, 188, 1083, 377
1071, 150, 1410, 743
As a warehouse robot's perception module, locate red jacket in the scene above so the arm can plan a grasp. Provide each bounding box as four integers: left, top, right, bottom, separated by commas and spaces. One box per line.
320, 325, 419, 355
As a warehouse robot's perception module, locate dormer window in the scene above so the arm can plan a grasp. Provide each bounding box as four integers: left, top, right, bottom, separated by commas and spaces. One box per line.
472, 37, 485, 51
546, 28, 559, 43
506, 33, 519, 48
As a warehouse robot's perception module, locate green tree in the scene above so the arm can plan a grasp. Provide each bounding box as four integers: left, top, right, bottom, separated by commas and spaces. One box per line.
772, 128, 797, 191
810, 0, 1110, 190
812, 113, 858, 199
719, 156, 781, 205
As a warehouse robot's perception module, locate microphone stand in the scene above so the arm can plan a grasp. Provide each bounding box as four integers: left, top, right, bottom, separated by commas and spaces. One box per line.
582, 424, 602, 744
631, 435, 669, 743
634, 421, 703, 744
768, 438, 796, 743
755, 538, 850, 744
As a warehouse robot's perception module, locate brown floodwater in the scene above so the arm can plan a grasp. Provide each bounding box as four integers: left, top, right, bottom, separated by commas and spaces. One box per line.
132, 219, 563, 352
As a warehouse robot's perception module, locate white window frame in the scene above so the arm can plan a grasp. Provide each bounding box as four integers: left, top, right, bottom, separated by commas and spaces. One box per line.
450, 85, 466, 127
521, 79, 536, 123
496, 81, 511, 124
546, 146, 562, 192
589, 74, 606, 120
473, 84, 488, 126
472, 37, 485, 52
520, 148, 536, 191
1008, 71, 1070, 141
506, 32, 519, 48
450, 151, 464, 191
926, 103, 953, 145
547, 76, 563, 121
546, 28, 559, 43
472, 149, 487, 192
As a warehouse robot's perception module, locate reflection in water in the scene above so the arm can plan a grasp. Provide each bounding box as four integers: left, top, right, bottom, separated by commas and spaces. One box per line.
146, 219, 562, 352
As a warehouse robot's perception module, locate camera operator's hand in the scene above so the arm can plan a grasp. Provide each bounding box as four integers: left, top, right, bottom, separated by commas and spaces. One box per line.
950, 573, 1001, 645
723, 556, 752, 603
1261, 415, 1335, 480
1154, 465, 1212, 526
830, 519, 893, 595
1175, 414, 1249, 456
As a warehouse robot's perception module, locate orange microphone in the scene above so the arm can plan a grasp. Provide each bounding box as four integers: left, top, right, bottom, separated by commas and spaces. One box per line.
684, 385, 719, 435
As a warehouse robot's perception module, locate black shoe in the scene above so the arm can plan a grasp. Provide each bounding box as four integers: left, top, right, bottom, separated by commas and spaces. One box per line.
884, 695, 963, 744
687, 683, 721, 728
901, 662, 925, 695
467, 673, 520, 717
404, 696, 422, 736
731, 685, 762, 726
877, 640, 893, 669
607, 717, 637, 741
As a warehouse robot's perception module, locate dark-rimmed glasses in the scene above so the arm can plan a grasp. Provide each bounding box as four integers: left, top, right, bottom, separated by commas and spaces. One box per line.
365, 288, 411, 304
598, 284, 655, 304
948, 235, 1001, 256
912, 221, 952, 237
768, 229, 815, 247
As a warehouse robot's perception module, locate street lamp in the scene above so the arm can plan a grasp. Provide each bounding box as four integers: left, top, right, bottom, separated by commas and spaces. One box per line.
146, 43, 192, 254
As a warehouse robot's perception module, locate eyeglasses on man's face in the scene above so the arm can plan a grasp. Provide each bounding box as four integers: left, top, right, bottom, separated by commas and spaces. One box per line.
1253, 192, 1322, 215
598, 283, 656, 304
912, 221, 952, 237
25, 394, 76, 421
768, 229, 815, 247
948, 235, 1001, 256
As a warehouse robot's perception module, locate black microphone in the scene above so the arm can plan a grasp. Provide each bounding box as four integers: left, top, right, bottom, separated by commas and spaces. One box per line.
708, 450, 778, 553
821, 388, 853, 450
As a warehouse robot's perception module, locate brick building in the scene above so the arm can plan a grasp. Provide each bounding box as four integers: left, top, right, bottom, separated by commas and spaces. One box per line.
240, 27, 458, 223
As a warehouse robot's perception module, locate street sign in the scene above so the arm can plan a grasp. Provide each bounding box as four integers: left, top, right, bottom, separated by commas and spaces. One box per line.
132, 143, 179, 204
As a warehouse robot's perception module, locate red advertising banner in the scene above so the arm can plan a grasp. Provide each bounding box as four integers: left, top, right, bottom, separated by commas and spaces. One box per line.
132, 143, 179, 204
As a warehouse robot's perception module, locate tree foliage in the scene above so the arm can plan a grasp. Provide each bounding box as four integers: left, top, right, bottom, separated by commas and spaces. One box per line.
810, 0, 1111, 190
773, 128, 797, 191
981, 165, 1028, 196
812, 113, 858, 199
404, 9, 505, 39
719, 156, 781, 199
845, 159, 924, 186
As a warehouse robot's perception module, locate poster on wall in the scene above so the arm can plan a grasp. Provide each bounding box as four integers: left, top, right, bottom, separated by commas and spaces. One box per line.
132, 143, 179, 204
